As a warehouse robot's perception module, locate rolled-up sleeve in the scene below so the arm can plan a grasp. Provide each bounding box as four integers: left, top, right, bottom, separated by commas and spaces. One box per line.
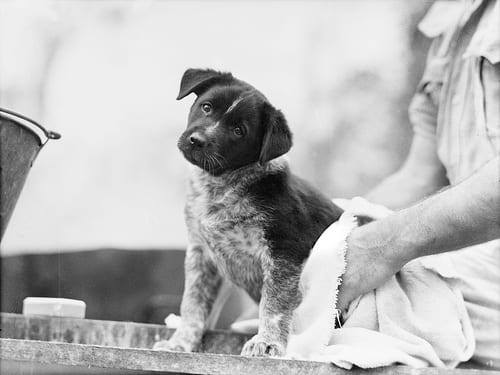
408, 1, 459, 141
408, 39, 446, 141
409, 89, 438, 140
408, 36, 451, 141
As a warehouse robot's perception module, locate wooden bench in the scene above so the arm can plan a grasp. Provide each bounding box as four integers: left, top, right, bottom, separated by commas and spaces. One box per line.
1, 313, 497, 375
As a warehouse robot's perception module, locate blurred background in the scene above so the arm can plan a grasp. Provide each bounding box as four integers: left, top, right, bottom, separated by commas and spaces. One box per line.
0, 0, 432, 323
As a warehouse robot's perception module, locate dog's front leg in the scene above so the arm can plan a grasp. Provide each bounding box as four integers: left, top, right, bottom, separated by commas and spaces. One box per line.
241, 260, 301, 357
154, 244, 222, 352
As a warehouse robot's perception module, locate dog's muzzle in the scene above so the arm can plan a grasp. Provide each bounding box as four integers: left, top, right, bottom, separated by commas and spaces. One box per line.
178, 129, 226, 175
178, 131, 209, 166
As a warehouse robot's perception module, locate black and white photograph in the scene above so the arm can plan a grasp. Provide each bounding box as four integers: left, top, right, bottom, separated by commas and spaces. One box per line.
0, 0, 499, 374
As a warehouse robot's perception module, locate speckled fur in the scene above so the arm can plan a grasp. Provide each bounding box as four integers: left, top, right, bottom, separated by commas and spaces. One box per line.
186, 163, 273, 301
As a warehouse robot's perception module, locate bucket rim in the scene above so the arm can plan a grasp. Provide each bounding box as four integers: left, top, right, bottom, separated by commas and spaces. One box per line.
0, 107, 61, 146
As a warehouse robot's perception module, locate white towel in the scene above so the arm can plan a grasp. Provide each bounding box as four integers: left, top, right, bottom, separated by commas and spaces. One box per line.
286, 198, 475, 369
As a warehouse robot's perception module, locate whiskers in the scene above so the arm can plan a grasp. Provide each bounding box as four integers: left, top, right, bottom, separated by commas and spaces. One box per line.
212, 152, 227, 171
201, 152, 227, 175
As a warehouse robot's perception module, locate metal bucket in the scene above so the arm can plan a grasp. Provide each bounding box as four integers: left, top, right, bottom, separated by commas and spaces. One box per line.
0, 107, 61, 242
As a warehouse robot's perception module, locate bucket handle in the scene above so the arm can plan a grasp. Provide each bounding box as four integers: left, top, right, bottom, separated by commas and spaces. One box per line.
0, 107, 61, 144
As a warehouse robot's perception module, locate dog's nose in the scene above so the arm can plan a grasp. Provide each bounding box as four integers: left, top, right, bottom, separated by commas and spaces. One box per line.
189, 132, 206, 148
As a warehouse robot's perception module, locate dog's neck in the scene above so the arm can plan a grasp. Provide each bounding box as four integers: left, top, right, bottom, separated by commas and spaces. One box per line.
190, 157, 289, 191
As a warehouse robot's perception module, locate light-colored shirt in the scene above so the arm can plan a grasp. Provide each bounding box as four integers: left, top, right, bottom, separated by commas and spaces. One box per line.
409, 0, 499, 184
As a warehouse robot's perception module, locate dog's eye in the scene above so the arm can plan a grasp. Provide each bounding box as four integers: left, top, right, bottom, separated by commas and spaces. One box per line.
201, 103, 212, 114
233, 127, 244, 137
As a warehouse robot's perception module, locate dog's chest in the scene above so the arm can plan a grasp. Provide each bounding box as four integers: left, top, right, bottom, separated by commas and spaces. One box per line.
186, 177, 268, 300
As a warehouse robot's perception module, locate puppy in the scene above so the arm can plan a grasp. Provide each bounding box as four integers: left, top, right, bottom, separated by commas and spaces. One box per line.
154, 69, 343, 357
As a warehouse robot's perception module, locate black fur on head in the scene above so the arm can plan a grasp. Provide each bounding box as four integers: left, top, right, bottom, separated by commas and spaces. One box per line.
177, 68, 293, 176
176, 69, 234, 100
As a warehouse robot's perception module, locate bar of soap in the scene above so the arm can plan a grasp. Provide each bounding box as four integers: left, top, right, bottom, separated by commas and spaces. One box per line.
23, 297, 86, 318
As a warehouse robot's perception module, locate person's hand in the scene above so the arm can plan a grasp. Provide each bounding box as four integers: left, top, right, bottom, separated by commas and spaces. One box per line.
332, 197, 403, 312
336, 226, 404, 312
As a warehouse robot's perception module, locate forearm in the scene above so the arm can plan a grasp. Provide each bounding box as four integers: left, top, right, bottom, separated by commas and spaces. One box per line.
352, 156, 500, 268
365, 170, 444, 210
364, 134, 448, 210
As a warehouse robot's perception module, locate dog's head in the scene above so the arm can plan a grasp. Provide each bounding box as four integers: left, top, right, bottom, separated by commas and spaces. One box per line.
177, 68, 292, 176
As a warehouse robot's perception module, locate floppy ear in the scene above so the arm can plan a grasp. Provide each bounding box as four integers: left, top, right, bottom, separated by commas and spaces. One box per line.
176, 68, 234, 100
259, 102, 293, 164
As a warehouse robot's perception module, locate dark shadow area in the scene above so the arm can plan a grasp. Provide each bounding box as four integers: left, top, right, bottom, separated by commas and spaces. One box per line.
1, 249, 186, 324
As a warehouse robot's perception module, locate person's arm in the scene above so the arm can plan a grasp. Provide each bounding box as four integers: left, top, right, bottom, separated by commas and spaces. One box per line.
337, 155, 500, 310
364, 133, 448, 209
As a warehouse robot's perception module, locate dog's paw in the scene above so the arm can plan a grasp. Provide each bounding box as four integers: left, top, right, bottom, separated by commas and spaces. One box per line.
153, 339, 193, 352
240, 335, 285, 357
